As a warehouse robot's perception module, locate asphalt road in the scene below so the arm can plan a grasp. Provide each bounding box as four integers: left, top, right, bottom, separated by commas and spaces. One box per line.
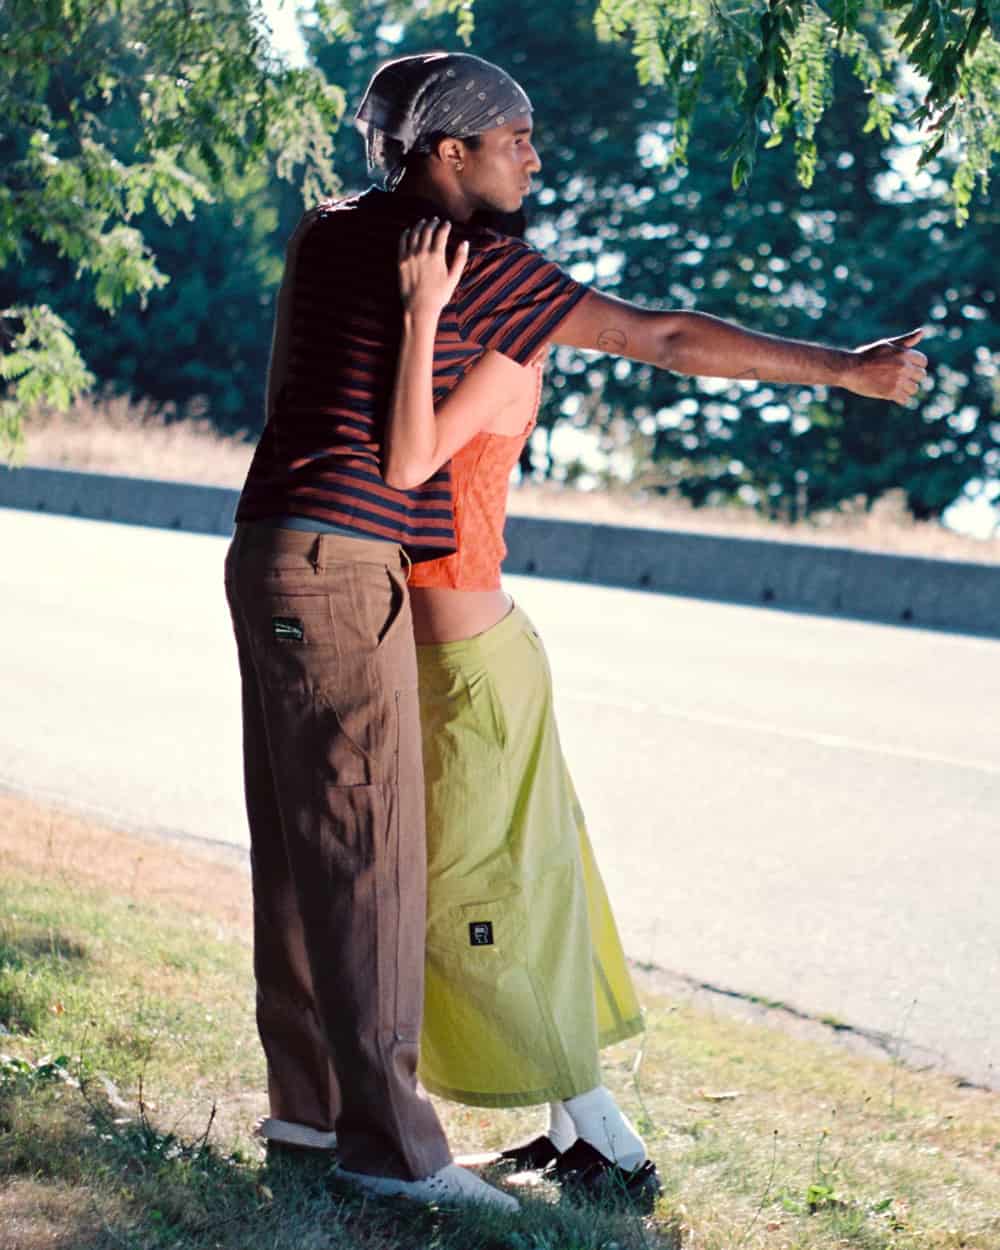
3, 508, 998, 1089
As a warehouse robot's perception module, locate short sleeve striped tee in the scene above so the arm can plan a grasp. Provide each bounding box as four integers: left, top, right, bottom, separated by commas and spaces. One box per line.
235, 189, 587, 562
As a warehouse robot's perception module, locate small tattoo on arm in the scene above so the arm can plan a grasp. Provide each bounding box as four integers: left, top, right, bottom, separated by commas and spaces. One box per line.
736, 368, 761, 381
596, 328, 628, 354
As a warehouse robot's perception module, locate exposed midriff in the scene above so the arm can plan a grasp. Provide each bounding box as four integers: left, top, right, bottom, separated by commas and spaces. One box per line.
409, 358, 544, 644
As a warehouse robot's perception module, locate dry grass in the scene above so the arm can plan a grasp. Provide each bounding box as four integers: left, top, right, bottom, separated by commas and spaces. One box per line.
0, 790, 252, 937
2, 791, 999, 1249
21, 394, 1000, 564
1, 1176, 112, 1250
22, 393, 256, 487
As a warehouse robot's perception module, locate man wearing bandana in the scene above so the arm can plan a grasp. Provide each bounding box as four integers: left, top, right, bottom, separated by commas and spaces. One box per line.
226, 52, 926, 1208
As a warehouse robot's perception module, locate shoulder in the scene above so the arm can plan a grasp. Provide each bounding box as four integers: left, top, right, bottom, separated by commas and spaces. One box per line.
455, 229, 563, 293
314, 187, 379, 218
456, 224, 531, 265
302, 188, 386, 235
295, 189, 394, 259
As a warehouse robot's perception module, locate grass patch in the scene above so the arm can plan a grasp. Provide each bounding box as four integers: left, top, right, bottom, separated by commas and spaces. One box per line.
2, 792, 999, 1249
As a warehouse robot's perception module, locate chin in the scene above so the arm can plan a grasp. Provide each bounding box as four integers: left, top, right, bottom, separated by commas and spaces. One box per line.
490, 191, 523, 213
472, 203, 527, 237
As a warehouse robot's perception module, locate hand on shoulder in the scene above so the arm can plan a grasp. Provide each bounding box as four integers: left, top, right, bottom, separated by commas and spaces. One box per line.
398, 219, 470, 321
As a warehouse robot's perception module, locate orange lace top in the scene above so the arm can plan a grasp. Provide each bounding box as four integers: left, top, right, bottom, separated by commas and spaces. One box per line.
409, 359, 544, 590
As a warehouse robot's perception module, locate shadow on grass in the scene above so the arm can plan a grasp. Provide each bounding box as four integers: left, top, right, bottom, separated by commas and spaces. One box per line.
0, 932, 90, 965
0, 986, 47, 1036
0, 927, 90, 1036
0, 1077, 681, 1250
1, 1077, 300, 1250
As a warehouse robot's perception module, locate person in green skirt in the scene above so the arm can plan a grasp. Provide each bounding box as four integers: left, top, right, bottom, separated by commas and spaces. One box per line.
367, 49, 925, 1204
387, 213, 659, 1201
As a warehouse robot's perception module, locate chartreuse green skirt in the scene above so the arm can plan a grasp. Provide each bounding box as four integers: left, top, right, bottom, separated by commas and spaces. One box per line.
416, 604, 643, 1108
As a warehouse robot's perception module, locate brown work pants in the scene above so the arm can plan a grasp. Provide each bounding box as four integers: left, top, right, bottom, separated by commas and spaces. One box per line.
224, 523, 451, 1179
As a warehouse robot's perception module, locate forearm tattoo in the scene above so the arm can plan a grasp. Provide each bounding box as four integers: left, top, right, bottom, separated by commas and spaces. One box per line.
596, 328, 628, 353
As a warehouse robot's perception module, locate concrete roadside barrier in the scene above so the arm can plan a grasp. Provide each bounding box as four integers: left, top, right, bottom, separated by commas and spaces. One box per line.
2, 464, 998, 637
0, 465, 238, 535
504, 516, 999, 636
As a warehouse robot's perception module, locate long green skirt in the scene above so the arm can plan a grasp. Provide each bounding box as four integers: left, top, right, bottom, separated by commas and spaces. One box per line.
416, 604, 643, 1108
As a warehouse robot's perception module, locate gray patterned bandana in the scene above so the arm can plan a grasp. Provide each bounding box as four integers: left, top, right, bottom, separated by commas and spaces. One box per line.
354, 53, 533, 191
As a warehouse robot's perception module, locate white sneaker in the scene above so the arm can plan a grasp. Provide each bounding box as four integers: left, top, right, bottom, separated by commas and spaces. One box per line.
253, 1116, 338, 1150
337, 1161, 520, 1211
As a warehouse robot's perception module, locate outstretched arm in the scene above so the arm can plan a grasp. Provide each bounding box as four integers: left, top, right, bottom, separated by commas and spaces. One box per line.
553, 289, 927, 404
384, 218, 531, 490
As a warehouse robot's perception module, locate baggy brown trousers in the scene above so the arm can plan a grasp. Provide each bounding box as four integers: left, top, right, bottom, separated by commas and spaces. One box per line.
224, 523, 451, 1179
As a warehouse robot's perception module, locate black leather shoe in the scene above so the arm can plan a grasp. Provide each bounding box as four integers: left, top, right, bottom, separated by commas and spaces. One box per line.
551, 1139, 662, 1209
497, 1134, 563, 1170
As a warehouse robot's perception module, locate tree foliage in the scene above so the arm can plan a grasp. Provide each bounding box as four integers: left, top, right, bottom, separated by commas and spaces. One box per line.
318, 0, 998, 520
0, 0, 342, 451
1, 0, 996, 524
1, 165, 297, 431
429, 0, 999, 219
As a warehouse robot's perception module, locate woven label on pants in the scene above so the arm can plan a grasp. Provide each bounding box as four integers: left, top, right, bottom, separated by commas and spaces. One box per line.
273, 616, 305, 642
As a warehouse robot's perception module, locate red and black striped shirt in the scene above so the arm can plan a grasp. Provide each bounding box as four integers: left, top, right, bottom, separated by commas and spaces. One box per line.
235, 188, 587, 561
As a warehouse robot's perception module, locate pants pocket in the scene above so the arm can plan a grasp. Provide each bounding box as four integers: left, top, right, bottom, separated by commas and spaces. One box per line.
422, 895, 559, 1097
375, 563, 411, 652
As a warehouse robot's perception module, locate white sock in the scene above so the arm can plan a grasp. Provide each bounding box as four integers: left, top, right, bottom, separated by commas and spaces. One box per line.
546, 1100, 577, 1153
563, 1085, 646, 1170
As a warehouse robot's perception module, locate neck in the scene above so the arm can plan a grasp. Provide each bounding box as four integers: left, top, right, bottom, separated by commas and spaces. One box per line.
396, 169, 474, 222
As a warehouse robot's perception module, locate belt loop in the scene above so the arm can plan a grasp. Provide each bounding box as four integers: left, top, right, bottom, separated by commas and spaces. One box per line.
399, 546, 412, 582
309, 534, 325, 574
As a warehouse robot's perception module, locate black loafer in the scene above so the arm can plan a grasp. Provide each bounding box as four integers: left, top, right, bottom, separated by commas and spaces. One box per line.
551, 1139, 662, 1208
497, 1133, 563, 1170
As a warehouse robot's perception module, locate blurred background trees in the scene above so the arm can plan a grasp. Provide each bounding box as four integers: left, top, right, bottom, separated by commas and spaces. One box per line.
1, 0, 997, 525
0, 0, 341, 443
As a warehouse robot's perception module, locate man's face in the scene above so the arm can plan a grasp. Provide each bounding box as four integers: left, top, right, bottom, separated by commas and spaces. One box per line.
458, 120, 542, 214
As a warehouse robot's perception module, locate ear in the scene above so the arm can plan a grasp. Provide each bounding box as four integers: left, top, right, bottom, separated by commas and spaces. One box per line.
434, 136, 466, 173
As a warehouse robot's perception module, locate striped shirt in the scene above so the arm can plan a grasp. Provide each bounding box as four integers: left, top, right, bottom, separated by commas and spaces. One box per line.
235, 189, 587, 561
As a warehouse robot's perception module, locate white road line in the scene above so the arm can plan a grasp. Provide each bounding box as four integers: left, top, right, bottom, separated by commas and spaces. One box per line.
562, 690, 1000, 777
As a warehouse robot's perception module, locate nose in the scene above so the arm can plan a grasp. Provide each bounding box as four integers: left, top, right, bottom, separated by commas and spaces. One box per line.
525, 143, 542, 175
